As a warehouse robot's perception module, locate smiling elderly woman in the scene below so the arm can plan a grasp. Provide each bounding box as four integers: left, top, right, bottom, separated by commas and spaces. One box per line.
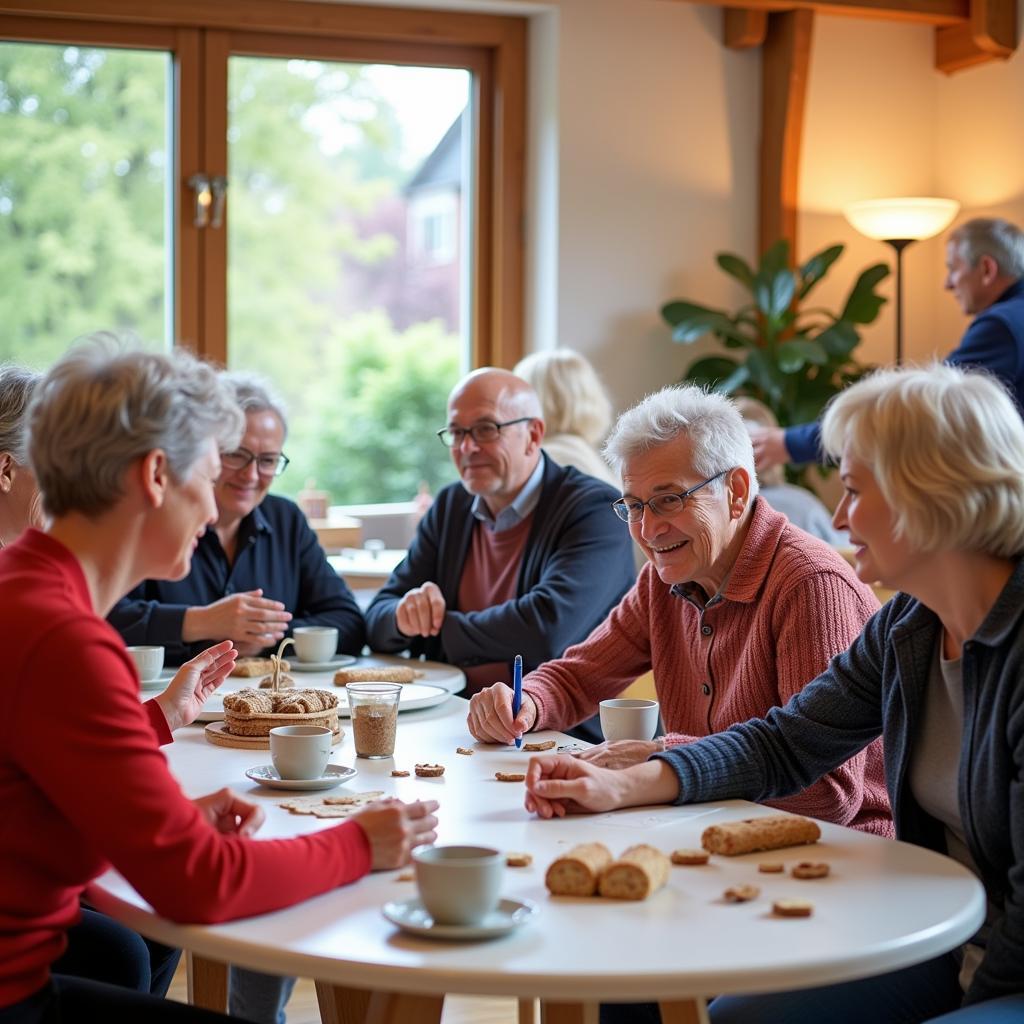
525, 365, 1024, 1024
468, 384, 891, 835
0, 344, 437, 1024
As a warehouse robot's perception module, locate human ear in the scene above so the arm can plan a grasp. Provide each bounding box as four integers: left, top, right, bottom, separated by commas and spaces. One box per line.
727, 467, 751, 518
0, 452, 14, 494
140, 449, 170, 508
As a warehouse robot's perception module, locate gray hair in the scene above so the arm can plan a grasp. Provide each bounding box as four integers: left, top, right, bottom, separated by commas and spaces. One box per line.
29, 337, 245, 519
513, 349, 613, 445
603, 385, 759, 500
821, 363, 1024, 558
219, 370, 288, 436
0, 365, 42, 463
948, 217, 1024, 278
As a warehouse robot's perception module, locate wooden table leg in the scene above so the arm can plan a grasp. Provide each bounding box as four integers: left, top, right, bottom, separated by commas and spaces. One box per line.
519, 997, 540, 1024
659, 999, 710, 1024
314, 981, 375, 1024
186, 952, 228, 1012
364, 990, 444, 1024
540, 1001, 600, 1024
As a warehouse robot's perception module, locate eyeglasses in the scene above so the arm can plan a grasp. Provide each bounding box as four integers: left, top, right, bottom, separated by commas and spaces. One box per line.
221, 447, 290, 477
611, 470, 729, 523
436, 417, 534, 448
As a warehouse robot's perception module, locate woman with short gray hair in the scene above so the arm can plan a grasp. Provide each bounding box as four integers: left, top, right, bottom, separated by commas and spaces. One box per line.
0, 364, 43, 546
0, 342, 438, 1024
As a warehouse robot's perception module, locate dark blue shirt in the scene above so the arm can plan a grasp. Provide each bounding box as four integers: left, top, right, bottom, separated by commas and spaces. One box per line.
784, 279, 1024, 464
108, 494, 365, 665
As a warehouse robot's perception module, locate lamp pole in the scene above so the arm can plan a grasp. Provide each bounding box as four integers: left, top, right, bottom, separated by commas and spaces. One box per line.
883, 238, 914, 365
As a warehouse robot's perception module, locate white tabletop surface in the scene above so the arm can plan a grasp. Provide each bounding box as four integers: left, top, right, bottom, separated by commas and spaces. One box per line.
89, 695, 985, 1003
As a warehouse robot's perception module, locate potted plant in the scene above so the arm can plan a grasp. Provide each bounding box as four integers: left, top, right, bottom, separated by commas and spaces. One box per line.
661, 240, 889, 480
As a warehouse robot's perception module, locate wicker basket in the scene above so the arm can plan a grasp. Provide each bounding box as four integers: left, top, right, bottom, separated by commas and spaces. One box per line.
223, 705, 339, 738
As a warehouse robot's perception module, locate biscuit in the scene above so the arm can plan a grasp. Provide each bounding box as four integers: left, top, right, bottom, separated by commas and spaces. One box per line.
334, 666, 420, 686
599, 845, 671, 901
415, 763, 445, 777
773, 899, 814, 918
522, 740, 556, 752
723, 885, 760, 903
791, 861, 830, 879
701, 815, 821, 856
456, 746, 474, 755
545, 843, 613, 896
671, 849, 710, 866
758, 862, 785, 874
258, 673, 295, 689
506, 852, 533, 868
495, 771, 526, 782
232, 657, 290, 678
391, 769, 410, 777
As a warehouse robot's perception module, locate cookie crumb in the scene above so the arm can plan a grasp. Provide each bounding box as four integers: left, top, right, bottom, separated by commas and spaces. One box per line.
395, 871, 415, 882
505, 852, 533, 867
391, 769, 410, 777
791, 861, 830, 879
723, 885, 760, 903
758, 862, 785, 874
773, 899, 814, 917
671, 849, 710, 866
495, 771, 526, 782
523, 740, 556, 752
415, 763, 445, 778
456, 746, 474, 755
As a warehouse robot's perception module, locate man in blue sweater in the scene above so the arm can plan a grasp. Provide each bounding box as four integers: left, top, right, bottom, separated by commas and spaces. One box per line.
751, 217, 1024, 470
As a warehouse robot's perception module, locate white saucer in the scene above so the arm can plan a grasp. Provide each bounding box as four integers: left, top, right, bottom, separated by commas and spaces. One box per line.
245, 763, 357, 791
381, 897, 538, 940
291, 654, 358, 673
139, 667, 176, 692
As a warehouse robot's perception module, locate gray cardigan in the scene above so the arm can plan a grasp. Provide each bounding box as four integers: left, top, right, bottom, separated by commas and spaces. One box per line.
655, 560, 1024, 1007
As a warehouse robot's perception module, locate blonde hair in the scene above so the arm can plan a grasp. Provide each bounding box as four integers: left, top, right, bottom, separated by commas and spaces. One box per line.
513, 349, 613, 445
821, 363, 1024, 558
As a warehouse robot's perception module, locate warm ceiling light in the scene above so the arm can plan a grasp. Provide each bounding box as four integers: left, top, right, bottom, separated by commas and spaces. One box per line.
843, 197, 960, 242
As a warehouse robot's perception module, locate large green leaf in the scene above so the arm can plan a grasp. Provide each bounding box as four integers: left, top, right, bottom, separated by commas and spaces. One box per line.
777, 338, 828, 373
684, 355, 745, 391
716, 252, 755, 290
798, 244, 844, 300
661, 300, 752, 347
744, 348, 786, 403
841, 263, 890, 324
754, 268, 797, 321
814, 320, 860, 360
759, 239, 790, 275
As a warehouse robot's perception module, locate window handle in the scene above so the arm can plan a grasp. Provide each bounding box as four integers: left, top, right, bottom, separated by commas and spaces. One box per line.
210, 176, 229, 229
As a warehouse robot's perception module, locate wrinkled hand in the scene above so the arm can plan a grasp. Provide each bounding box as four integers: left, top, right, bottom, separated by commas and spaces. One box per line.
353, 799, 440, 870
395, 582, 446, 638
467, 683, 537, 745
524, 755, 626, 819
155, 640, 237, 731
194, 786, 265, 837
748, 425, 790, 475
183, 589, 292, 650
575, 739, 662, 770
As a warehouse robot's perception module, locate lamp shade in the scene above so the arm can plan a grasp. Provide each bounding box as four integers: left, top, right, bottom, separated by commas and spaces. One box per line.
844, 197, 960, 242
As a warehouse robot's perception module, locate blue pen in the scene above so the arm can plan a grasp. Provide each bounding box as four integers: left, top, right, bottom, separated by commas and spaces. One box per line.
512, 654, 523, 749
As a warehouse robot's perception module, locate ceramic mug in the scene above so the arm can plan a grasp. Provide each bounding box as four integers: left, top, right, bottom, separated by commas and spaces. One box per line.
413, 845, 503, 926
269, 725, 331, 780
292, 626, 338, 663
126, 645, 165, 683
599, 698, 660, 742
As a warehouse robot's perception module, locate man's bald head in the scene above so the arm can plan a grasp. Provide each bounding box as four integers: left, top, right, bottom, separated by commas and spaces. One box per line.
448, 368, 543, 423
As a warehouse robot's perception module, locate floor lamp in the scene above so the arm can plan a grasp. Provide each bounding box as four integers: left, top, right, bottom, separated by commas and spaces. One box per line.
843, 198, 960, 365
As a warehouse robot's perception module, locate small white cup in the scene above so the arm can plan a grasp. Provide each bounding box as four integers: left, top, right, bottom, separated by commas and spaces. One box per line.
599, 698, 660, 742
126, 645, 165, 683
269, 725, 331, 780
292, 626, 338, 663
413, 845, 503, 926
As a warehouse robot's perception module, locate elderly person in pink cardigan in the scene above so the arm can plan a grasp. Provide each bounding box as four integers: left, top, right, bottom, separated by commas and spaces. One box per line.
468, 384, 892, 834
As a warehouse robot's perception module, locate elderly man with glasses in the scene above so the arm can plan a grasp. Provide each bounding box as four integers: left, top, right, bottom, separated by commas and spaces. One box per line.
467, 384, 893, 836
109, 371, 365, 667
365, 367, 636, 700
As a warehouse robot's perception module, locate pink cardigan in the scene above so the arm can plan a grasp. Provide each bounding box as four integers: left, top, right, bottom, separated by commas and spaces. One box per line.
524, 499, 893, 835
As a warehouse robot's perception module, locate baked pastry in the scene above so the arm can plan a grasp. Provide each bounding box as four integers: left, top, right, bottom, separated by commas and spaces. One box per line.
232, 657, 290, 678
334, 666, 420, 686
701, 815, 821, 856
545, 843, 613, 896
598, 845, 670, 900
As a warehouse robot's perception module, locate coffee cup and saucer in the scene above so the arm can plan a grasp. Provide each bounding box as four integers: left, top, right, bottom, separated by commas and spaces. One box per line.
382, 845, 539, 941
246, 725, 357, 792
126, 645, 174, 692
289, 627, 357, 672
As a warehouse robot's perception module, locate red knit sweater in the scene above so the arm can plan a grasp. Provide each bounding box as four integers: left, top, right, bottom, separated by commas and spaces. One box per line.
525, 499, 892, 835
0, 531, 372, 1009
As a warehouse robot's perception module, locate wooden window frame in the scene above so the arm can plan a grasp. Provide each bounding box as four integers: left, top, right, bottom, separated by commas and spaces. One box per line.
0, 1, 526, 368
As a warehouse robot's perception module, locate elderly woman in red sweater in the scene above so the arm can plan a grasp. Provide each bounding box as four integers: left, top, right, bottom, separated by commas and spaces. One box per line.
0, 343, 438, 1024
468, 383, 891, 835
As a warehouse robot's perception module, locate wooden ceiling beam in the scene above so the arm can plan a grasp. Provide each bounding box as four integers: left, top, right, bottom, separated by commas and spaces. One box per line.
724, 7, 769, 46
935, 0, 1016, 70
669, 0, 966, 27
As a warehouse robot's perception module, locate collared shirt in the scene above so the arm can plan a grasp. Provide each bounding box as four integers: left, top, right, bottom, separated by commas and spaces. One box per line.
470, 455, 545, 533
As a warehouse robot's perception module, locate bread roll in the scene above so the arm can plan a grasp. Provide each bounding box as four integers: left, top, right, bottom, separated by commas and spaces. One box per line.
334, 666, 419, 686
598, 845, 670, 900
545, 843, 613, 896
701, 815, 821, 856
232, 657, 290, 678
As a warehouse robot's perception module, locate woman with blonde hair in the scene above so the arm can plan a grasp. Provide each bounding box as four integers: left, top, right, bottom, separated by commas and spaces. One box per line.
513, 348, 618, 486
526, 363, 1024, 1023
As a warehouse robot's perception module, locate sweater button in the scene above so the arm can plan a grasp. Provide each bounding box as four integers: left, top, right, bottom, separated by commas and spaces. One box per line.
701, 624, 713, 636
701, 684, 711, 696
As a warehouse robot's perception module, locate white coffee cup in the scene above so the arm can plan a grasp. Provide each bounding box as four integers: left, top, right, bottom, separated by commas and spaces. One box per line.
413, 845, 504, 926
292, 626, 338, 663
599, 698, 660, 742
269, 725, 331, 780
126, 645, 165, 683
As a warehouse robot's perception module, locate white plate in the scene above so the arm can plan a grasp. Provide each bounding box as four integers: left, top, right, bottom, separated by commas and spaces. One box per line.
382, 897, 538, 941
196, 681, 450, 722
244, 763, 357, 791
290, 654, 358, 673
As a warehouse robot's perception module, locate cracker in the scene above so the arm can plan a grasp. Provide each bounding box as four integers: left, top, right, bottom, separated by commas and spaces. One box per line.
773, 899, 814, 917
671, 848, 710, 866
391, 769, 410, 777
324, 790, 384, 805
758, 862, 785, 874
722, 885, 760, 903
415, 763, 445, 778
505, 852, 533, 868
456, 746, 474, 755
495, 771, 526, 782
523, 739, 556, 752
333, 666, 420, 686
791, 861, 830, 879
308, 805, 360, 818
